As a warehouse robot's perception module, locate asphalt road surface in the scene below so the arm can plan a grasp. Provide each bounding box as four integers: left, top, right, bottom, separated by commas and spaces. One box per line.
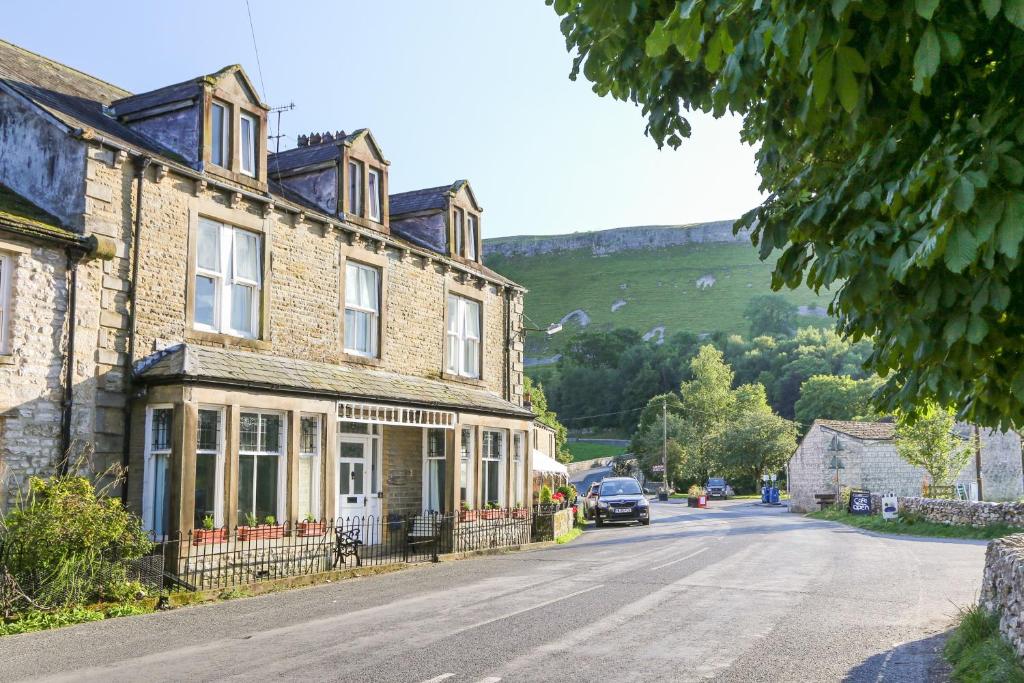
0, 500, 985, 682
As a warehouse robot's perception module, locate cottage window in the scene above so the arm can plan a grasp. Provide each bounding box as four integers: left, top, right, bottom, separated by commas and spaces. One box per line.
298, 415, 321, 521
453, 208, 464, 257
481, 430, 506, 507
460, 426, 475, 508
0, 252, 11, 355
211, 102, 228, 167
512, 431, 525, 508
348, 160, 364, 217
238, 411, 284, 524
194, 407, 225, 530
239, 113, 257, 176
194, 218, 262, 338
423, 428, 447, 514
367, 168, 382, 222
143, 406, 173, 538
466, 214, 479, 260
446, 294, 481, 379
344, 261, 380, 357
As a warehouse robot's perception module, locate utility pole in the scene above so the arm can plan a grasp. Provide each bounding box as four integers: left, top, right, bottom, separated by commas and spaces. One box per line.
662, 398, 668, 495
974, 424, 984, 501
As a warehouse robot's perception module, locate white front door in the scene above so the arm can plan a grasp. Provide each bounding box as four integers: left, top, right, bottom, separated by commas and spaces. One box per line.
338, 435, 382, 520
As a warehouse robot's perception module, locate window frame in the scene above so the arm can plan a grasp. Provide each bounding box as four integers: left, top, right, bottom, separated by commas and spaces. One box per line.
466, 214, 479, 261
446, 293, 482, 379
298, 414, 322, 522
210, 101, 229, 168
0, 252, 12, 355
142, 404, 174, 539
481, 429, 507, 508
512, 430, 525, 509
237, 409, 287, 524
422, 428, 448, 514
343, 260, 381, 358
348, 160, 364, 218
453, 208, 464, 257
460, 426, 476, 509
239, 112, 257, 177
367, 168, 382, 222
194, 406, 226, 529
193, 218, 263, 339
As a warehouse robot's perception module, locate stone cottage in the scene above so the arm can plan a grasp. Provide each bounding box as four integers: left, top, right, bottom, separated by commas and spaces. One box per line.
788, 419, 1024, 512
0, 38, 547, 538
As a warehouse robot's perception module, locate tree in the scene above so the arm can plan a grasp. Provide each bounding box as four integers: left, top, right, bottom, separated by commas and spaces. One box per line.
524, 376, 572, 463
794, 375, 884, 426
674, 345, 736, 480
744, 295, 797, 338
720, 384, 798, 490
895, 402, 974, 486
549, 1, 1024, 429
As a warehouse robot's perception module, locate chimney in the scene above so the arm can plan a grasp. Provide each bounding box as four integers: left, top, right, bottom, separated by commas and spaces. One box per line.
297, 134, 309, 147
309, 133, 322, 146
322, 131, 334, 143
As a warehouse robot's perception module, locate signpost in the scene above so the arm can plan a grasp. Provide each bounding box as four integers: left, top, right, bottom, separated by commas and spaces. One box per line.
652, 464, 665, 473
849, 490, 871, 515
881, 493, 898, 520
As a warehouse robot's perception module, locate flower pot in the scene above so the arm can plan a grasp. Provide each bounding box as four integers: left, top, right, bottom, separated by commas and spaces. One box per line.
238, 524, 285, 542
687, 497, 698, 508
481, 509, 504, 520
698, 495, 708, 508
298, 521, 327, 537
511, 508, 529, 520
193, 527, 227, 545
459, 509, 480, 522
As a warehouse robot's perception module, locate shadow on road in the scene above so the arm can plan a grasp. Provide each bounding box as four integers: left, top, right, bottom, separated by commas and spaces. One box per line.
842, 631, 951, 682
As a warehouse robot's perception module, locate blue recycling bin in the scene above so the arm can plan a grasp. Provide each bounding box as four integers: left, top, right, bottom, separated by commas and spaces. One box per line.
761, 485, 770, 503
769, 486, 781, 505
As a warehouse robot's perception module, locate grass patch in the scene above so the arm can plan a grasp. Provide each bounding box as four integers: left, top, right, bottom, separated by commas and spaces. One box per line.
944, 604, 1024, 682
808, 508, 1022, 540
0, 601, 153, 636
567, 441, 625, 462
555, 528, 583, 544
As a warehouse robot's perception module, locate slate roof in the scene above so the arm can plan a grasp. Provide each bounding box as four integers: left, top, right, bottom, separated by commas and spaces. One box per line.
111, 80, 202, 118
389, 184, 457, 216
817, 420, 896, 441
0, 184, 84, 246
268, 143, 341, 175
136, 344, 534, 418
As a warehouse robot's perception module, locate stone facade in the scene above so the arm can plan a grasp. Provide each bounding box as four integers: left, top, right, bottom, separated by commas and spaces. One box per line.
888, 498, 1024, 528
788, 420, 1024, 513
981, 534, 1024, 659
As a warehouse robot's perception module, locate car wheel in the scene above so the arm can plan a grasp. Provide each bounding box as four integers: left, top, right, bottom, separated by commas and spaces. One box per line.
642, 519, 651, 526
595, 517, 604, 527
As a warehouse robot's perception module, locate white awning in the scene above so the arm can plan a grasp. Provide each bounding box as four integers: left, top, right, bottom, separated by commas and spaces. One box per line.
532, 449, 568, 475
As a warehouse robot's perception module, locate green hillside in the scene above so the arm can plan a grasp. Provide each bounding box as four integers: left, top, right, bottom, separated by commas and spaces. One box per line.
485, 237, 830, 358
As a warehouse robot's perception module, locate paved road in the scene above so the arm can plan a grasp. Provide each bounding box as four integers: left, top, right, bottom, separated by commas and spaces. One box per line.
0, 500, 985, 682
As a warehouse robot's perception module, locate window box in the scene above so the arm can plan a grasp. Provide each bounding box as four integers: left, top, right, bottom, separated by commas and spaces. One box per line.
192, 527, 228, 545
237, 523, 285, 542
511, 507, 529, 520
459, 508, 480, 522
297, 520, 327, 537
480, 508, 504, 521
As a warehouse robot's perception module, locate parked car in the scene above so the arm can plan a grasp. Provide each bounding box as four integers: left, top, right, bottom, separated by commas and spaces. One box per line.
706, 477, 734, 499
593, 477, 650, 527
583, 482, 601, 519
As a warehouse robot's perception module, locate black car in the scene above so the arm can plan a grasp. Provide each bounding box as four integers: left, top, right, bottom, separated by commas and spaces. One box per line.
706, 477, 732, 499
593, 477, 650, 527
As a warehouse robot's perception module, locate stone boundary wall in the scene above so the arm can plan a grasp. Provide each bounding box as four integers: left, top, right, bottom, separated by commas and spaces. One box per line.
891, 497, 1024, 528
981, 534, 1024, 658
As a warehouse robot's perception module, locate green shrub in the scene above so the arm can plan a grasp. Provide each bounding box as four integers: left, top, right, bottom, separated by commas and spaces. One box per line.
944, 605, 1024, 682
687, 484, 705, 497
0, 474, 152, 610
540, 485, 553, 505
0, 607, 104, 636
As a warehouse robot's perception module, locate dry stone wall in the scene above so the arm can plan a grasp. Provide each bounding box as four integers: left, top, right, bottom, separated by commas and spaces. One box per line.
981, 534, 1024, 659
897, 498, 1024, 528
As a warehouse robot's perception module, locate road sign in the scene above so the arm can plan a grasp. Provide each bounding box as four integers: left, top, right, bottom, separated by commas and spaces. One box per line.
652, 464, 665, 473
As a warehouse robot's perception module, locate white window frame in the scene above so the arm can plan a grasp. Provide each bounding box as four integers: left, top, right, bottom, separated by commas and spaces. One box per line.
343, 261, 380, 357
211, 101, 228, 167
348, 160, 364, 217
367, 168, 382, 222
194, 218, 262, 339
238, 409, 287, 524
0, 252, 12, 355
422, 428, 447, 514
194, 406, 226, 529
446, 294, 482, 379
453, 208, 464, 256
466, 214, 478, 261
299, 414, 322, 521
512, 431, 525, 508
481, 429, 507, 508
239, 112, 257, 176
142, 404, 174, 538
460, 426, 475, 509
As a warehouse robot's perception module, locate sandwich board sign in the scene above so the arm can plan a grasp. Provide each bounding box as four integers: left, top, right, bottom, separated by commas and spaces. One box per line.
849, 490, 872, 515
881, 493, 898, 521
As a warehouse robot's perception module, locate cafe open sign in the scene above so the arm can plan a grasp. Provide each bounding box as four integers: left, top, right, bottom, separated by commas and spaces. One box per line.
849, 490, 871, 515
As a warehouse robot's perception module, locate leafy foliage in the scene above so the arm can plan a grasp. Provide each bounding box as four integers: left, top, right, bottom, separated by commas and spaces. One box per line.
794, 374, 884, 426
719, 384, 799, 490
525, 376, 572, 463
745, 294, 797, 337
895, 402, 975, 486
944, 604, 1024, 683
549, 0, 1024, 428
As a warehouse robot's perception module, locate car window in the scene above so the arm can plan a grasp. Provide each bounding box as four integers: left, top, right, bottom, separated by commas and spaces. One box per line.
708, 478, 726, 486
600, 480, 642, 496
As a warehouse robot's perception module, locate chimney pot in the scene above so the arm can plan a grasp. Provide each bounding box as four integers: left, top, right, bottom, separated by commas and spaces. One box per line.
322, 131, 334, 143
310, 133, 322, 145
297, 134, 309, 147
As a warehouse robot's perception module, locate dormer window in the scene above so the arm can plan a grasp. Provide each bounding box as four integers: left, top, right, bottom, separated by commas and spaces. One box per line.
349, 160, 364, 217
466, 214, 479, 261
211, 102, 228, 167
240, 113, 257, 176
454, 208, 464, 257
368, 168, 382, 222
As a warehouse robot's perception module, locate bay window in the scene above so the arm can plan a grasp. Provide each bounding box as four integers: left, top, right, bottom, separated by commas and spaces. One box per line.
144, 406, 173, 538
194, 407, 224, 529
211, 101, 228, 167
481, 430, 506, 507
460, 427, 475, 509
446, 294, 481, 379
0, 252, 11, 355
240, 112, 257, 176
344, 261, 380, 357
424, 428, 447, 514
238, 411, 284, 524
348, 160, 363, 216
368, 168, 382, 222
298, 415, 321, 521
194, 218, 262, 338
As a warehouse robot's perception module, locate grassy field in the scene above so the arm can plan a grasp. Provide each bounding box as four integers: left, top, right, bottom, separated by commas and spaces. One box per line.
808, 508, 1022, 540
566, 441, 626, 462
485, 241, 829, 356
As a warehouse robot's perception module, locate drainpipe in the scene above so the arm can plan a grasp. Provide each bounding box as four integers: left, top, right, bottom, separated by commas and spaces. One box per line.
120, 155, 151, 501
58, 249, 81, 474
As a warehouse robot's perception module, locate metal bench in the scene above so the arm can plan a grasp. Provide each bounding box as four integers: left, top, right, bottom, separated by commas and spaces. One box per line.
405, 515, 442, 562
814, 493, 837, 510
333, 526, 363, 568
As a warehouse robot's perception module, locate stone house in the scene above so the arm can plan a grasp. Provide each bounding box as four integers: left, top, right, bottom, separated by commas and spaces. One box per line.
0, 38, 546, 537
788, 419, 1024, 512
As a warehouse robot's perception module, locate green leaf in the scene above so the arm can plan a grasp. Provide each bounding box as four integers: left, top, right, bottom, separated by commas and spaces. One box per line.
966, 315, 989, 345
838, 46, 868, 74
812, 52, 834, 107
835, 58, 858, 113
831, 0, 850, 19
916, 0, 940, 20
976, 197, 1005, 242
943, 313, 968, 346
1001, 155, 1024, 185
645, 22, 672, 58
944, 225, 978, 272
1006, 0, 1024, 29
938, 30, 963, 64
997, 192, 1024, 257
953, 177, 976, 213
982, 0, 1002, 20
913, 25, 941, 93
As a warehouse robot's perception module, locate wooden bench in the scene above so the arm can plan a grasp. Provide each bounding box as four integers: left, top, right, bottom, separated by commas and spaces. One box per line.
814, 493, 837, 510
333, 527, 363, 568
405, 515, 440, 561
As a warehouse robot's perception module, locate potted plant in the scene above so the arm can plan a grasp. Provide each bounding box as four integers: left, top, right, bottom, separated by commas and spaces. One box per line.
298, 513, 326, 537
459, 501, 480, 522
481, 503, 503, 520
511, 502, 529, 519
687, 484, 703, 508
238, 514, 285, 541
193, 514, 227, 545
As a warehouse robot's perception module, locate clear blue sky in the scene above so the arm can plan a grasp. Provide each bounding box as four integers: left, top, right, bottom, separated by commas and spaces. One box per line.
4, 1, 763, 239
